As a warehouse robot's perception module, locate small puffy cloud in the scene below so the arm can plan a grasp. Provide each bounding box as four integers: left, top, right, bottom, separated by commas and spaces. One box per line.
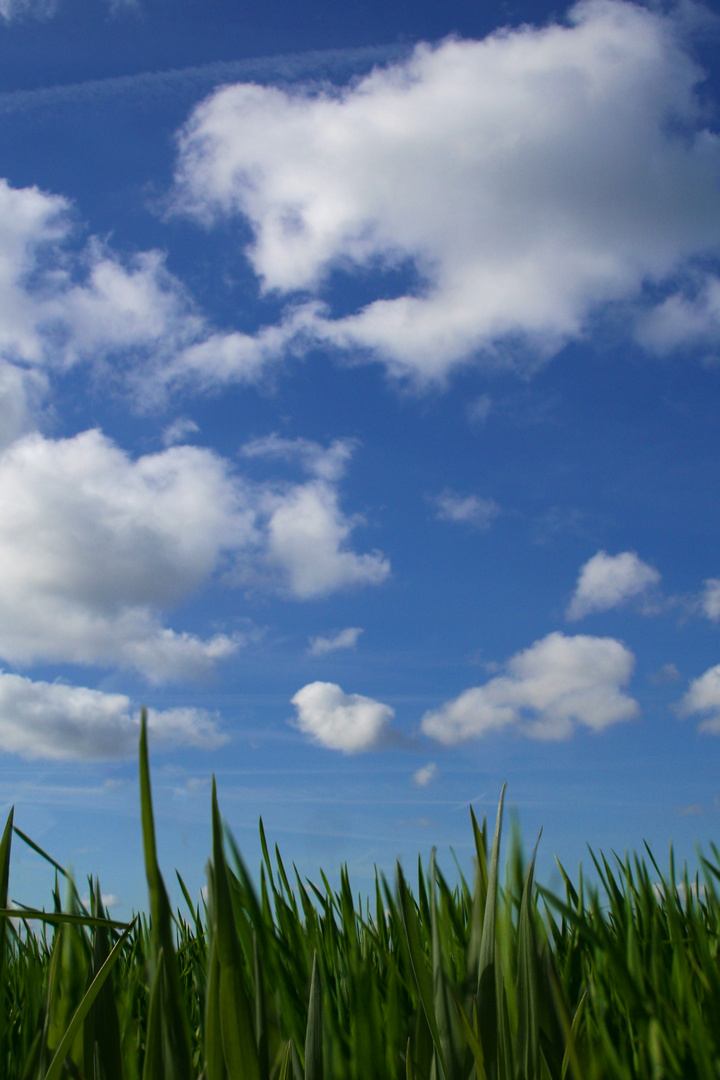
291, 681, 394, 752
421, 631, 638, 744
413, 762, 438, 787
678, 665, 720, 734
0, 671, 226, 760
174, 1, 720, 381
699, 579, 720, 622
434, 490, 500, 529
0, 428, 387, 679
309, 627, 364, 655
567, 550, 660, 620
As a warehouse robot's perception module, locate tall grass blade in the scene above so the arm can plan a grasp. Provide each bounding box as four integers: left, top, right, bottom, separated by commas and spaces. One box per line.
477, 783, 506, 1080
211, 777, 260, 1080
515, 832, 541, 1080
139, 708, 193, 1080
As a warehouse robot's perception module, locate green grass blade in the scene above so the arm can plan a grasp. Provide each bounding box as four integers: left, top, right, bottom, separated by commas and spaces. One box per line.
476, 783, 506, 1080
43, 920, 135, 1080
211, 777, 260, 1080
139, 709, 193, 1080
398, 862, 447, 1079
142, 947, 165, 1080
304, 951, 323, 1080
515, 832, 541, 1080
0, 806, 13, 1038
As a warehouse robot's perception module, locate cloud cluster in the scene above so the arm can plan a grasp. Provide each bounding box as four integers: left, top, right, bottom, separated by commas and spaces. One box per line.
0, 671, 225, 760
174, 0, 720, 381
421, 632, 638, 743
291, 681, 394, 752
567, 550, 660, 620
0, 430, 388, 680
0, 178, 287, 432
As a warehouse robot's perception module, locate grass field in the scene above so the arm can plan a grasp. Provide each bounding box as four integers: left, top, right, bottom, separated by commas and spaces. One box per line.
1, 710, 719, 1080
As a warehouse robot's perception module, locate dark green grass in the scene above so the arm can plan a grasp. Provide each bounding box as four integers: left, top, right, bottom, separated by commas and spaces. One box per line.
1, 713, 719, 1079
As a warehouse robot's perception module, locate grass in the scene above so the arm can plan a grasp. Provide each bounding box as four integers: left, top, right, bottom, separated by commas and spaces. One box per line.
0, 710, 719, 1078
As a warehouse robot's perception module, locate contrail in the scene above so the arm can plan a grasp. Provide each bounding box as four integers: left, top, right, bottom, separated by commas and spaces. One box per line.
0, 42, 413, 119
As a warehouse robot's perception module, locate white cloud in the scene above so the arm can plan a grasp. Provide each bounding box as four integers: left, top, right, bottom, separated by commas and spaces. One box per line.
0, 429, 248, 680
291, 681, 394, 752
257, 481, 390, 599
0, 429, 387, 678
309, 627, 364, 655
678, 665, 720, 734
413, 762, 438, 786
567, 550, 661, 620
421, 631, 638, 744
699, 579, 720, 622
174, 1, 720, 381
0, 671, 225, 760
0, 178, 286, 414
434, 490, 500, 529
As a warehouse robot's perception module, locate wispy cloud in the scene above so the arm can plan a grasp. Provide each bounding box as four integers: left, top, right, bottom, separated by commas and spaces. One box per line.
433, 490, 500, 530
309, 627, 364, 655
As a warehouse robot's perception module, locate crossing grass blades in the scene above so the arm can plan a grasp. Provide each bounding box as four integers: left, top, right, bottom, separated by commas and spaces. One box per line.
0, 710, 720, 1077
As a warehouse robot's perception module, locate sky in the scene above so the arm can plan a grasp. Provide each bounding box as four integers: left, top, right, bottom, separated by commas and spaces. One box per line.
1, 0, 720, 918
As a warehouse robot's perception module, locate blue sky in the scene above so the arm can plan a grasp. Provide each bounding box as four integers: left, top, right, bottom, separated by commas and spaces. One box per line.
1, 0, 720, 917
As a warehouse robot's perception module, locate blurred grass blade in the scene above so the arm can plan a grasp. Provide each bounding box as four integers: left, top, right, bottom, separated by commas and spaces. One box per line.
0, 809, 13, 991
254, 932, 270, 1080
43, 920, 134, 1080
561, 990, 586, 1080
142, 947, 165, 1080
304, 951, 323, 1080
205, 930, 227, 1080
